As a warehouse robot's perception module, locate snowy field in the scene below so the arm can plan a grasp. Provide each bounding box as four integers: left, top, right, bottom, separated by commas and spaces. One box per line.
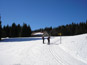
0, 34, 87, 65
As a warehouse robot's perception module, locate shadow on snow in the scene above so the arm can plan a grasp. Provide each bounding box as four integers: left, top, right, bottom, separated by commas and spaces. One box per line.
0, 37, 42, 42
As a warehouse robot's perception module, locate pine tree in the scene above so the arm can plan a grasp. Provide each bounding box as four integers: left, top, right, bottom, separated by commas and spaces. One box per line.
21, 23, 28, 37
10, 23, 17, 37
17, 24, 21, 37
3, 25, 11, 37
0, 15, 2, 40
21, 23, 32, 37
0, 21, 2, 40
27, 25, 32, 37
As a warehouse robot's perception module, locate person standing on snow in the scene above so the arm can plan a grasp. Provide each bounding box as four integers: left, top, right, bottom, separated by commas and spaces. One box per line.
48, 36, 50, 45
42, 36, 45, 44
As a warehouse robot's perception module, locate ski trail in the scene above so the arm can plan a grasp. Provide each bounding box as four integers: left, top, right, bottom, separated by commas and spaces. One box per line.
49, 45, 87, 65
49, 45, 70, 65
42, 44, 62, 65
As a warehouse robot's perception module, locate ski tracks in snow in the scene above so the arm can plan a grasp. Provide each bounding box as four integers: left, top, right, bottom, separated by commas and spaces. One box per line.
14, 41, 87, 65
49, 44, 87, 65
49, 45, 70, 65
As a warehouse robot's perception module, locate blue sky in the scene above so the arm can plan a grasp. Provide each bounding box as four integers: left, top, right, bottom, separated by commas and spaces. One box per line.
0, 0, 87, 30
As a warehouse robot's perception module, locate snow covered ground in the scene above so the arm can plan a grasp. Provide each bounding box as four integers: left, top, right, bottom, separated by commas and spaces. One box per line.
0, 34, 87, 65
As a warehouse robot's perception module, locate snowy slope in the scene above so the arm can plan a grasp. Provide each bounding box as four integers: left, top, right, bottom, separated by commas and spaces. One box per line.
59, 34, 87, 63
0, 34, 87, 65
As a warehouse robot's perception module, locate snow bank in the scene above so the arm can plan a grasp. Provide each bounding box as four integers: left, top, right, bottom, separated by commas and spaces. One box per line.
59, 34, 87, 63
33, 32, 43, 36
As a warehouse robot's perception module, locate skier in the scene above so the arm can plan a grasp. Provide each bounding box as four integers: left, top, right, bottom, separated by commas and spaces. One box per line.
42, 36, 45, 44
48, 36, 50, 45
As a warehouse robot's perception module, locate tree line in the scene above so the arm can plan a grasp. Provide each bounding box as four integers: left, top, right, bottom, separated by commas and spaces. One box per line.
0, 22, 32, 40
0, 20, 87, 40
33, 21, 87, 36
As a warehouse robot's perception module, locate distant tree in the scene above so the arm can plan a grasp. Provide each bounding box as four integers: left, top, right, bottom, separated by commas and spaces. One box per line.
0, 21, 2, 40
27, 25, 32, 37
21, 23, 27, 37
86, 21, 87, 32
21, 23, 32, 37
16, 24, 21, 37
10, 23, 17, 37
44, 27, 52, 35
3, 25, 11, 37
2, 26, 7, 37
33, 28, 44, 32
